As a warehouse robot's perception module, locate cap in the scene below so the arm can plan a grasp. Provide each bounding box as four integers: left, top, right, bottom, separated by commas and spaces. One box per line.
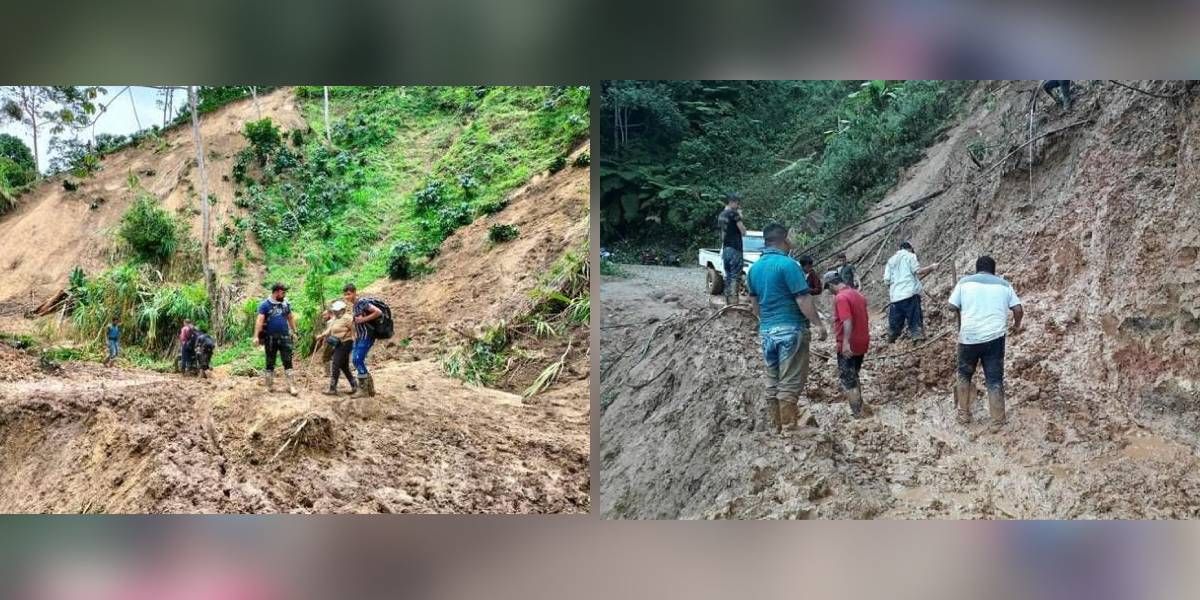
822, 270, 843, 289
271, 282, 288, 292
330, 300, 347, 312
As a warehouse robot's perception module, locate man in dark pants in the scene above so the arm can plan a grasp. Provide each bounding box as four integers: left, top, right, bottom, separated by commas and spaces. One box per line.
948, 256, 1024, 429
717, 192, 747, 305
1042, 80, 1072, 110
825, 272, 873, 418
254, 282, 299, 396
883, 241, 939, 342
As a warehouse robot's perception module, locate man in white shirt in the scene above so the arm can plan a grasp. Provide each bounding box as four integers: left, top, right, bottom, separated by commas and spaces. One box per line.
883, 241, 939, 343
948, 255, 1024, 429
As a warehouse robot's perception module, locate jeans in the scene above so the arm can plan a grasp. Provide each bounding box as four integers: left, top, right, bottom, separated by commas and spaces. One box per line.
761, 325, 811, 398
721, 247, 743, 295
263, 334, 294, 372
106, 339, 119, 359
352, 336, 376, 375
181, 345, 194, 371
958, 336, 1006, 391
888, 294, 924, 339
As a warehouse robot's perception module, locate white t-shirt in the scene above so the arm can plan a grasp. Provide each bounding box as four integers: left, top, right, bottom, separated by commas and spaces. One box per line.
883, 250, 921, 303
948, 273, 1022, 344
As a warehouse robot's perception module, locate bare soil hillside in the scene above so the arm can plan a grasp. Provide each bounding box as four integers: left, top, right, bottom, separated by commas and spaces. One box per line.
0, 141, 590, 514
600, 81, 1200, 519
0, 89, 303, 314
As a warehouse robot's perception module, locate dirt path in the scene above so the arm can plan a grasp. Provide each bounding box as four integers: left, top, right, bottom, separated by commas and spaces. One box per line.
0, 344, 588, 514
600, 265, 1200, 519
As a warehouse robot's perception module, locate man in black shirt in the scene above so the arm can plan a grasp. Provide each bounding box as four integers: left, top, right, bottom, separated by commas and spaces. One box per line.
717, 192, 747, 305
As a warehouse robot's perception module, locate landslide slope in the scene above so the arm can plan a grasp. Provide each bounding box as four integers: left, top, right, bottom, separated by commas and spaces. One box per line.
600, 81, 1200, 519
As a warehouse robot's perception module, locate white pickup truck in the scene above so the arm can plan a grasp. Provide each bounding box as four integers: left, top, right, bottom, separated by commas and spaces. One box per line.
698, 231, 765, 295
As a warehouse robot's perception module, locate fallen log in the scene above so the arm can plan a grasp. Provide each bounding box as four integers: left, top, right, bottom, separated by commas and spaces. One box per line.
793, 187, 948, 258
34, 288, 68, 317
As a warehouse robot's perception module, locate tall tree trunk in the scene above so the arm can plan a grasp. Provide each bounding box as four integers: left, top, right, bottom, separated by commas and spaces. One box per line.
188, 87, 214, 305
128, 87, 141, 131
323, 86, 331, 144
251, 86, 261, 119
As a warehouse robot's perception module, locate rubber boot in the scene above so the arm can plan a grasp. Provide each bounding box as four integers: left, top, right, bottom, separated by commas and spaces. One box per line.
351, 376, 369, 398
767, 397, 781, 434
846, 388, 872, 418
286, 369, 298, 396
987, 387, 1006, 430
778, 398, 799, 433
365, 374, 376, 397
264, 370, 275, 393
954, 380, 973, 424
322, 377, 339, 396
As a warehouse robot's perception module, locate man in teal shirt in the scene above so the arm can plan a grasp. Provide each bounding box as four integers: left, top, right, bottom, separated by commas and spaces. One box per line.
746, 224, 828, 433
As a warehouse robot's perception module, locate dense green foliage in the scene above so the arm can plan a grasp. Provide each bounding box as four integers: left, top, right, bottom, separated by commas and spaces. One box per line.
229, 86, 588, 356
488, 223, 519, 243
600, 80, 971, 255
70, 264, 210, 355
118, 194, 180, 264
0, 133, 36, 209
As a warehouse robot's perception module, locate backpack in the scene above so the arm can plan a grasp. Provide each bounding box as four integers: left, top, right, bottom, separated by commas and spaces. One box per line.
362, 297, 394, 340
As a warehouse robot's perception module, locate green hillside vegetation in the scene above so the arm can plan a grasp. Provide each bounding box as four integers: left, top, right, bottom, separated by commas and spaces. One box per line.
599, 80, 971, 257
48, 86, 588, 373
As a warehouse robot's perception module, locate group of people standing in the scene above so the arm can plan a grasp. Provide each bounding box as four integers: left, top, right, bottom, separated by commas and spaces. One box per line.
101, 282, 387, 400
720, 199, 1024, 433
251, 282, 384, 398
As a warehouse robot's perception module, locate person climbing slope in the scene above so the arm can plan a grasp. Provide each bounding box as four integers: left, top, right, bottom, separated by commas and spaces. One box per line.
883, 241, 939, 343
717, 192, 748, 306
105, 317, 120, 367
343, 283, 384, 398
254, 283, 299, 396
746, 224, 828, 434
948, 255, 1024, 429
316, 299, 357, 396
1042, 80, 1072, 111
824, 272, 873, 418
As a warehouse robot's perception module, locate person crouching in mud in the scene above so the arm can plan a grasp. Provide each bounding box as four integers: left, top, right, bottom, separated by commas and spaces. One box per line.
254, 282, 299, 396
193, 329, 216, 380
342, 283, 383, 398
746, 223, 828, 434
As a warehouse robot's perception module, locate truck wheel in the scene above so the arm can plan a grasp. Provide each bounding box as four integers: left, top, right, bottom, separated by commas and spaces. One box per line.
706, 267, 724, 295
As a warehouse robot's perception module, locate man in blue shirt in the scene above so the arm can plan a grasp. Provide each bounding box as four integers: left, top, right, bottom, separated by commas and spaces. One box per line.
254, 282, 299, 395
105, 317, 120, 367
746, 224, 828, 433
343, 283, 383, 398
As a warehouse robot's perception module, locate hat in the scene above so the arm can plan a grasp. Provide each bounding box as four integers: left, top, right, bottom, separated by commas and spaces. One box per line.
822, 270, 843, 289
271, 282, 288, 292
330, 300, 347, 312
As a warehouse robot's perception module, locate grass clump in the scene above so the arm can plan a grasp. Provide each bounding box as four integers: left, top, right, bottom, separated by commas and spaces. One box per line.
487, 224, 519, 244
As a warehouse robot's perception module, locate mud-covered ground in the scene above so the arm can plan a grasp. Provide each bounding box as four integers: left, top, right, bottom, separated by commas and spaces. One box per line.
0, 343, 589, 514
599, 265, 1200, 519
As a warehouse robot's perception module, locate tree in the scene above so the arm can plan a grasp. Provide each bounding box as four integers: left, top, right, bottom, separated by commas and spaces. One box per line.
188, 87, 213, 303
0, 133, 36, 178
0, 86, 104, 175
323, 86, 331, 144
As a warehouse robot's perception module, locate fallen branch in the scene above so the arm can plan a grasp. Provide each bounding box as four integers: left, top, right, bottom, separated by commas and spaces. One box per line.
1107, 80, 1189, 100
794, 188, 948, 258
816, 212, 921, 265
982, 120, 1092, 174
872, 329, 953, 361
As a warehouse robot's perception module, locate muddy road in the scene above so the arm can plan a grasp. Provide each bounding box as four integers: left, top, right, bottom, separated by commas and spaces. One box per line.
0, 343, 589, 514
600, 265, 1200, 519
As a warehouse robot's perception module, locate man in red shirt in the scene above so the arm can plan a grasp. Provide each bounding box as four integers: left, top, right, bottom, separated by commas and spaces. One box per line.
825, 272, 873, 418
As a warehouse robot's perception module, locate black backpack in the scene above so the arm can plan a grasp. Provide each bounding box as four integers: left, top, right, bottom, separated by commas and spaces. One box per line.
362, 297, 394, 339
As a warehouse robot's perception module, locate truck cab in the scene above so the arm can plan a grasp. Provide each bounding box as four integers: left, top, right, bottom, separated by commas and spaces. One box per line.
698, 231, 765, 295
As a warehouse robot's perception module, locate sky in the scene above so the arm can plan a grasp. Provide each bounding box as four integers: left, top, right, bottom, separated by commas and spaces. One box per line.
1, 86, 186, 174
